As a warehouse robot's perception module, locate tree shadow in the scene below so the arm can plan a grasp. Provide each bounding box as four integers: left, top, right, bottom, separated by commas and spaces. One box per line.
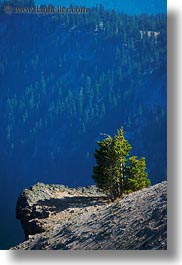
35, 195, 108, 214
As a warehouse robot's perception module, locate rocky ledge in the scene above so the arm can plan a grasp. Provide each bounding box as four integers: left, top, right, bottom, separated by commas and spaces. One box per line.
11, 181, 167, 250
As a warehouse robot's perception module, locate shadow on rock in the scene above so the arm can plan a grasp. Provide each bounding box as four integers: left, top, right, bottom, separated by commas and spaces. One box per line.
36, 196, 108, 213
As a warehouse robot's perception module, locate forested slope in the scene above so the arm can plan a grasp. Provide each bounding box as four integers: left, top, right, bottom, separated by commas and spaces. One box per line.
0, 3, 166, 248
0, 7, 167, 187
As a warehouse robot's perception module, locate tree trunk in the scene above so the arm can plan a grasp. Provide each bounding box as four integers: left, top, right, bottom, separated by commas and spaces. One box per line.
120, 162, 124, 196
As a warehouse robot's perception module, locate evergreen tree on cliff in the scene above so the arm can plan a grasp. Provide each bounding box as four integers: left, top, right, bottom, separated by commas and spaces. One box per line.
92, 128, 150, 200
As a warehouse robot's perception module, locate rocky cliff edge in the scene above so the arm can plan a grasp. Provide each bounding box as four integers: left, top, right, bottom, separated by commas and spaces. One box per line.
11, 181, 167, 250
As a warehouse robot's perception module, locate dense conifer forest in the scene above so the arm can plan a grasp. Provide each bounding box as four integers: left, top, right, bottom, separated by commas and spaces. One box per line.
0, 0, 166, 248
0, 4, 166, 185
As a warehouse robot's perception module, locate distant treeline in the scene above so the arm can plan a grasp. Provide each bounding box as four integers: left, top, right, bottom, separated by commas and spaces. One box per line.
0, 3, 166, 187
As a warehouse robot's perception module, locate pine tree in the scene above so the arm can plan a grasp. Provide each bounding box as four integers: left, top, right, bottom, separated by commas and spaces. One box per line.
125, 156, 150, 192
92, 128, 131, 199
92, 128, 150, 200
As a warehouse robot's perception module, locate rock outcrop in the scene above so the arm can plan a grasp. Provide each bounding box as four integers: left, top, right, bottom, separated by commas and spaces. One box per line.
11, 181, 167, 250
